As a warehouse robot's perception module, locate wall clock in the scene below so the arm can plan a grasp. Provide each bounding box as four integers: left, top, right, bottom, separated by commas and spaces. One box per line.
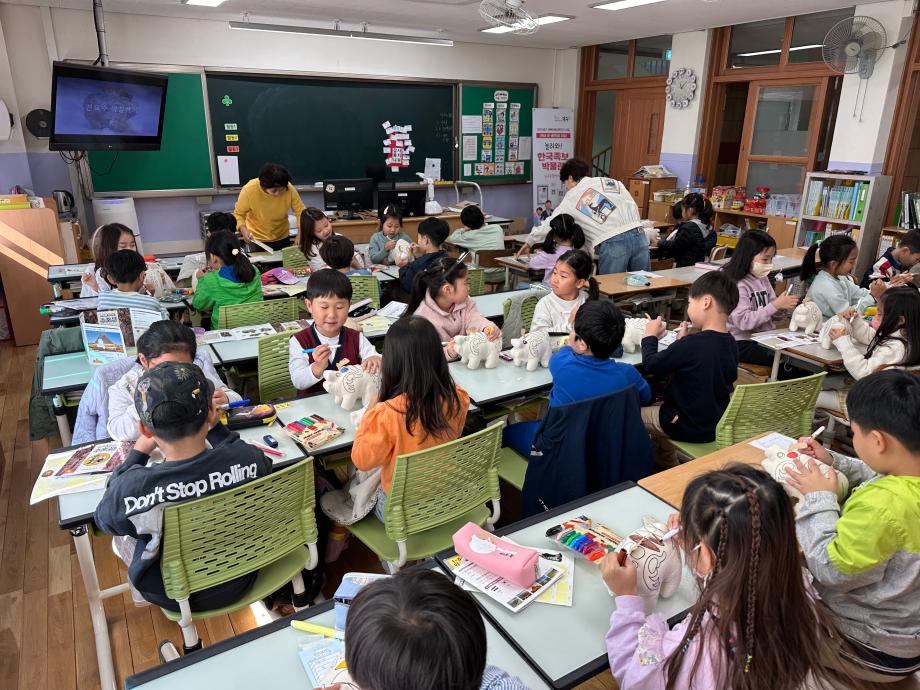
666, 68, 697, 109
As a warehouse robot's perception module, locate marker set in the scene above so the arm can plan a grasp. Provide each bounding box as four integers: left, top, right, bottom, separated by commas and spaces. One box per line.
545, 516, 622, 562
286, 414, 344, 450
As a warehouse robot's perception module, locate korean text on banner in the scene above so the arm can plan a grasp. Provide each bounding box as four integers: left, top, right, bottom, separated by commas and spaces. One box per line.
532, 108, 575, 213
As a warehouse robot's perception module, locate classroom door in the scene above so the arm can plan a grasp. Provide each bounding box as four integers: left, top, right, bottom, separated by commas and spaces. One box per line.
611, 87, 665, 182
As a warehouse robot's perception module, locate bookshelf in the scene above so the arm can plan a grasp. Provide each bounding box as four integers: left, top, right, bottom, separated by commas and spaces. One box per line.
796, 172, 891, 279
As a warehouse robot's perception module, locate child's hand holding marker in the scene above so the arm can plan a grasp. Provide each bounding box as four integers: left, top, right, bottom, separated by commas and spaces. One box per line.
601, 550, 637, 596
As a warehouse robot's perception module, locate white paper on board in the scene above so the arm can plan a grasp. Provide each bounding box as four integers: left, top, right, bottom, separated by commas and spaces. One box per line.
405, 125, 413, 132
217, 156, 240, 185
461, 115, 483, 134
463, 164, 472, 177
462, 136, 478, 161
382, 121, 391, 129
519, 137, 533, 162
424, 158, 442, 181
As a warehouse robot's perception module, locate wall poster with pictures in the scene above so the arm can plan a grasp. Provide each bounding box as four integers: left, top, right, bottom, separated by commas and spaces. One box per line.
459, 83, 535, 183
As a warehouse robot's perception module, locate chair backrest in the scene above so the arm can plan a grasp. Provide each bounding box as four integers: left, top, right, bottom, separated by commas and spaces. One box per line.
383, 423, 503, 541
282, 246, 309, 270
258, 330, 297, 402
473, 249, 507, 269
714, 372, 826, 448
218, 298, 300, 329
161, 458, 317, 601
650, 258, 675, 271
709, 245, 728, 262
467, 268, 485, 296
348, 275, 381, 309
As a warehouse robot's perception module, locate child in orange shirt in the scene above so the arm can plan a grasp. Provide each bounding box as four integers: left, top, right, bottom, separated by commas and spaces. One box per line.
351, 316, 470, 521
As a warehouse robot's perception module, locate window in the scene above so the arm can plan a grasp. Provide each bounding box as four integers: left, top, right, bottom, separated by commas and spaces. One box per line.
728, 17, 786, 69
790, 7, 856, 64
597, 41, 630, 80
633, 35, 672, 77
750, 86, 815, 157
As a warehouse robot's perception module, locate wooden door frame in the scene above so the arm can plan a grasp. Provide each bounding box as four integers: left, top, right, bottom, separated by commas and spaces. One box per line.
611, 86, 666, 181
736, 78, 829, 188
883, 14, 920, 224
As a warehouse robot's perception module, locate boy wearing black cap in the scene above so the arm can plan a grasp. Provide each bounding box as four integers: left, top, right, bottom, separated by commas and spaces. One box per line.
94, 361, 270, 611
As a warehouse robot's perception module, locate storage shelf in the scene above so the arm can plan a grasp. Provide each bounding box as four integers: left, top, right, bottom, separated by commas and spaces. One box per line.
713, 208, 797, 221
800, 214, 862, 225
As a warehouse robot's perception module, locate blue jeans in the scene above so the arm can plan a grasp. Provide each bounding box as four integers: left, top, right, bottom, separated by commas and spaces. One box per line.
373, 486, 388, 522
596, 228, 650, 275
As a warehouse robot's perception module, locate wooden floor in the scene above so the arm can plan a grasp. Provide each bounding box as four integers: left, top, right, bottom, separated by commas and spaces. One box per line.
0, 339, 616, 690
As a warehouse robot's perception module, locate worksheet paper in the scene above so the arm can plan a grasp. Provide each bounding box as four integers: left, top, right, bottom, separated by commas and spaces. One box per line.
217, 155, 240, 185
462, 115, 483, 134
462, 136, 479, 161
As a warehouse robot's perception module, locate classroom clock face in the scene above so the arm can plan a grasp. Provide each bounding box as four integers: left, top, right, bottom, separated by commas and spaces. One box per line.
665, 68, 697, 109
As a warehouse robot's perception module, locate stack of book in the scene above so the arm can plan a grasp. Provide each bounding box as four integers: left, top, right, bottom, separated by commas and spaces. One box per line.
897, 191, 920, 229
803, 179, 869, 221
0, 194, 32, 210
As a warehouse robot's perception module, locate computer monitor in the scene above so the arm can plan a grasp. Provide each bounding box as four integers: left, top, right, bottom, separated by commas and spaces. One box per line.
378, 187, 427, 218
323, 178, 375, 219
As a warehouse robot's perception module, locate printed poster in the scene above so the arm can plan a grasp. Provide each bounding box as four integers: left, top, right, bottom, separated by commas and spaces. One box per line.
532, 107, 574, 214
462, 136, 478, 161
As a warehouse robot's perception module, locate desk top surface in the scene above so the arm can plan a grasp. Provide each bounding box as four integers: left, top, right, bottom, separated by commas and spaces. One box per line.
595, 272, 692, 297
448, 357, 553, 406
439, 483, 699, 688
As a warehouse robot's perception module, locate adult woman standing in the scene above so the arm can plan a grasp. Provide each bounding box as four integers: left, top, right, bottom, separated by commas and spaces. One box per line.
233, 162, 305, 250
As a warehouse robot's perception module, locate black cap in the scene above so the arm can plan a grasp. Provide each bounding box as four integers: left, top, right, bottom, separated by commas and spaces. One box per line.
134, 361, 213, 431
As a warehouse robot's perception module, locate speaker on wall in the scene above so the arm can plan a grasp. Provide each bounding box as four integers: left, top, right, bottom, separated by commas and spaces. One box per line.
25, 109, 52, 139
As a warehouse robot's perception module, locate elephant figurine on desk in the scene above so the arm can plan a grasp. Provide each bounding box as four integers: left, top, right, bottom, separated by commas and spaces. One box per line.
618, 516, 683, 611
454, 331, 501, 370
621, 318, 649, 354
761, 444, 849, 511
789, 300, 823, 335
509, 330, 553, 371
323, 366, 381, 411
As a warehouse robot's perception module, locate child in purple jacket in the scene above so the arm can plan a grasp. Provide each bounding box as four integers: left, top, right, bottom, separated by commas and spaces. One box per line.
600, 464, 868, 690
722, 230, 799, 367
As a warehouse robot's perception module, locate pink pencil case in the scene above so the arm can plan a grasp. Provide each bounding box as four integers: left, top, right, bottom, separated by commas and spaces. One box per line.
452, 522, 539, 588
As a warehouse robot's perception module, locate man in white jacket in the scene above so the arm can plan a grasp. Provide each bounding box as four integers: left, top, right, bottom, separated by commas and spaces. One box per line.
518, 158, 648, 275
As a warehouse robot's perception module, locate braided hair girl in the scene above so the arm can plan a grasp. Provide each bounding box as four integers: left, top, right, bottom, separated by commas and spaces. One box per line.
603, 464, 874, 690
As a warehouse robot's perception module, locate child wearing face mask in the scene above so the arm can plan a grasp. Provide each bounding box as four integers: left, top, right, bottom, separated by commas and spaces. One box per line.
722, 230, 800, 367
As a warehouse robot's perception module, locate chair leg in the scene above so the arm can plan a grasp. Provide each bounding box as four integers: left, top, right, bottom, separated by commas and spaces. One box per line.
487, 498, 501, 529
176, 598, 201, 653
396, 540, 408, 569
291, 570, 310, 609
380, 559, 399, 574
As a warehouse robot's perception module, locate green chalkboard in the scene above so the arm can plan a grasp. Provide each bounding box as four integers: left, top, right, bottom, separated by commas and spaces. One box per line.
88, 72, 214, 193
206, 73, 455, 186
459, 83, 535, 183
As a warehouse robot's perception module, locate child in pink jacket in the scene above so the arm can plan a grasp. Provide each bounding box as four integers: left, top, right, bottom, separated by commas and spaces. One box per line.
405, 255, 499, 360
601, 464, 868, 690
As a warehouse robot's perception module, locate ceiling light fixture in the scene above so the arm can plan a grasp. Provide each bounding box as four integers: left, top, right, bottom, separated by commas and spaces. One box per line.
228, 21, 454, 46
736, 43, 822, 57
480, 14, 572, 34
592, 0, 667, 11
184, 0, 228, 7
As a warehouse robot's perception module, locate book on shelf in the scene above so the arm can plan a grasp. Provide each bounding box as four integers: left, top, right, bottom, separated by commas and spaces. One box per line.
803, 178, 869, 221
801, 225, 857, 248
897, 191, 920, 230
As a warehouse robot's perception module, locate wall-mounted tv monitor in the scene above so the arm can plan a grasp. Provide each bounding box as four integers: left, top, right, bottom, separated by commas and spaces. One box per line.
49, 62, 168, 151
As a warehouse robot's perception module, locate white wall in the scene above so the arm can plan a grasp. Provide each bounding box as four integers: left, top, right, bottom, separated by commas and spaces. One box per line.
827, 0, 915, 173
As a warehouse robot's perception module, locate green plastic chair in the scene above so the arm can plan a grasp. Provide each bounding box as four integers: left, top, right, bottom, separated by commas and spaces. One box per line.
669, 372, 826, 460
502, 295, 540, 333
217, 298, 300, 329
497, 447, 528, 491
282, 246, 309, 270
346, 422, 503, 572
160, 458, 319, 651
258, 330, 298, 403
349, 274, 381, 309
467, 268, 485, 297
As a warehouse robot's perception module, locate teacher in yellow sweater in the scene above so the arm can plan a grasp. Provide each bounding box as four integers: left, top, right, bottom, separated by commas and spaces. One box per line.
233, 162, 305, 250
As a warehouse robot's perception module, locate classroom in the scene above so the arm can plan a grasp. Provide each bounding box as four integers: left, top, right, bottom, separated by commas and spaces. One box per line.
2, 0, 920, 688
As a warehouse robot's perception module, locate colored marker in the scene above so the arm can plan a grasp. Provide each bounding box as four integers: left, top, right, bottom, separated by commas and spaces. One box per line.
661, 527, 680, 542
290, 620, 344, 640
302, 345, 340, 354
219, 399, 251, 410
252, 443, 285, 458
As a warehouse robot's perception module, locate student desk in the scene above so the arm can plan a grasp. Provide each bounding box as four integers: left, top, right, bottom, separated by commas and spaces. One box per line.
437, 483, 699, 689
48, 298, 187, 327
751, 328, 845, 380
328, 212, 512, 244
595, 272, 692, 301
54, 426, 307, 690
123, 569, 552, 690
449, 357, 553, 407
638, 433, 769, 508
495, 255, 540, 289
709, 247, 807, 275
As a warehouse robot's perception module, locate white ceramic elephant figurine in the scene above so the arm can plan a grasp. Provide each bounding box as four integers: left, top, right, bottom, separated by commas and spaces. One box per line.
789, 300, 823, 335
322, 366, 381, 411
622, 318, 649, 353
509, 330, 552, 371
819, 315, 850, 350
761, 444, 849, 511
388, 239, 412, 265
618, 516, 682, 611
454, 332, 501, 370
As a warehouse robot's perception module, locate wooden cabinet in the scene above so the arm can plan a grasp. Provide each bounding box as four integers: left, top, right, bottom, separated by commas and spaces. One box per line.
712, 208, 797, 250
628, 177, 678, 218
648, 200, 676, 224
0, 208, 62, 345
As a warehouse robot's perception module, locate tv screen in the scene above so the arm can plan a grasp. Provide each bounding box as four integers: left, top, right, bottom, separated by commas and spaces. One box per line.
49, 62, 168, 151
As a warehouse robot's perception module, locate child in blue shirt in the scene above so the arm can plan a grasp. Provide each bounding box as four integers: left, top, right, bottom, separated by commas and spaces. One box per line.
549, 300, 651, 406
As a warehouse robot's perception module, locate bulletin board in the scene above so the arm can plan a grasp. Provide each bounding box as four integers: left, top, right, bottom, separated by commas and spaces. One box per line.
459, 83, 536, 184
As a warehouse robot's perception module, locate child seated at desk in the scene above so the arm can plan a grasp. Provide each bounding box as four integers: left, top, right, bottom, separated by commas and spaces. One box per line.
530, 249, 598, 333
191, 231, 262, 327
81, 223, 137, 297
861, 229, 920, 287
107, 320, 239, 442
447, 205, 505, 283
407, 255, 499, 360
654, 192, 714, 267
640, 271, 739, 463
340, 569, 530, 690
97, 249, 169, 319
350, 316, 469, 522
602, 464, 867, 690
398, 216, 449, 293
790, 370, 920, 682
526, 213, 586, 286
298, 207, 334, 272
288, 269, 381, 395
368, 205, 411, 265
802, 234, 892, 319
319, 235, 371, 276
94, 361, 270, 611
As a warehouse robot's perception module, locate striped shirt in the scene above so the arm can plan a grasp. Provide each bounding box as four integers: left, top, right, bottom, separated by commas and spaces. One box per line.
96, 290, 168, 319
480, 665, 531, 689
